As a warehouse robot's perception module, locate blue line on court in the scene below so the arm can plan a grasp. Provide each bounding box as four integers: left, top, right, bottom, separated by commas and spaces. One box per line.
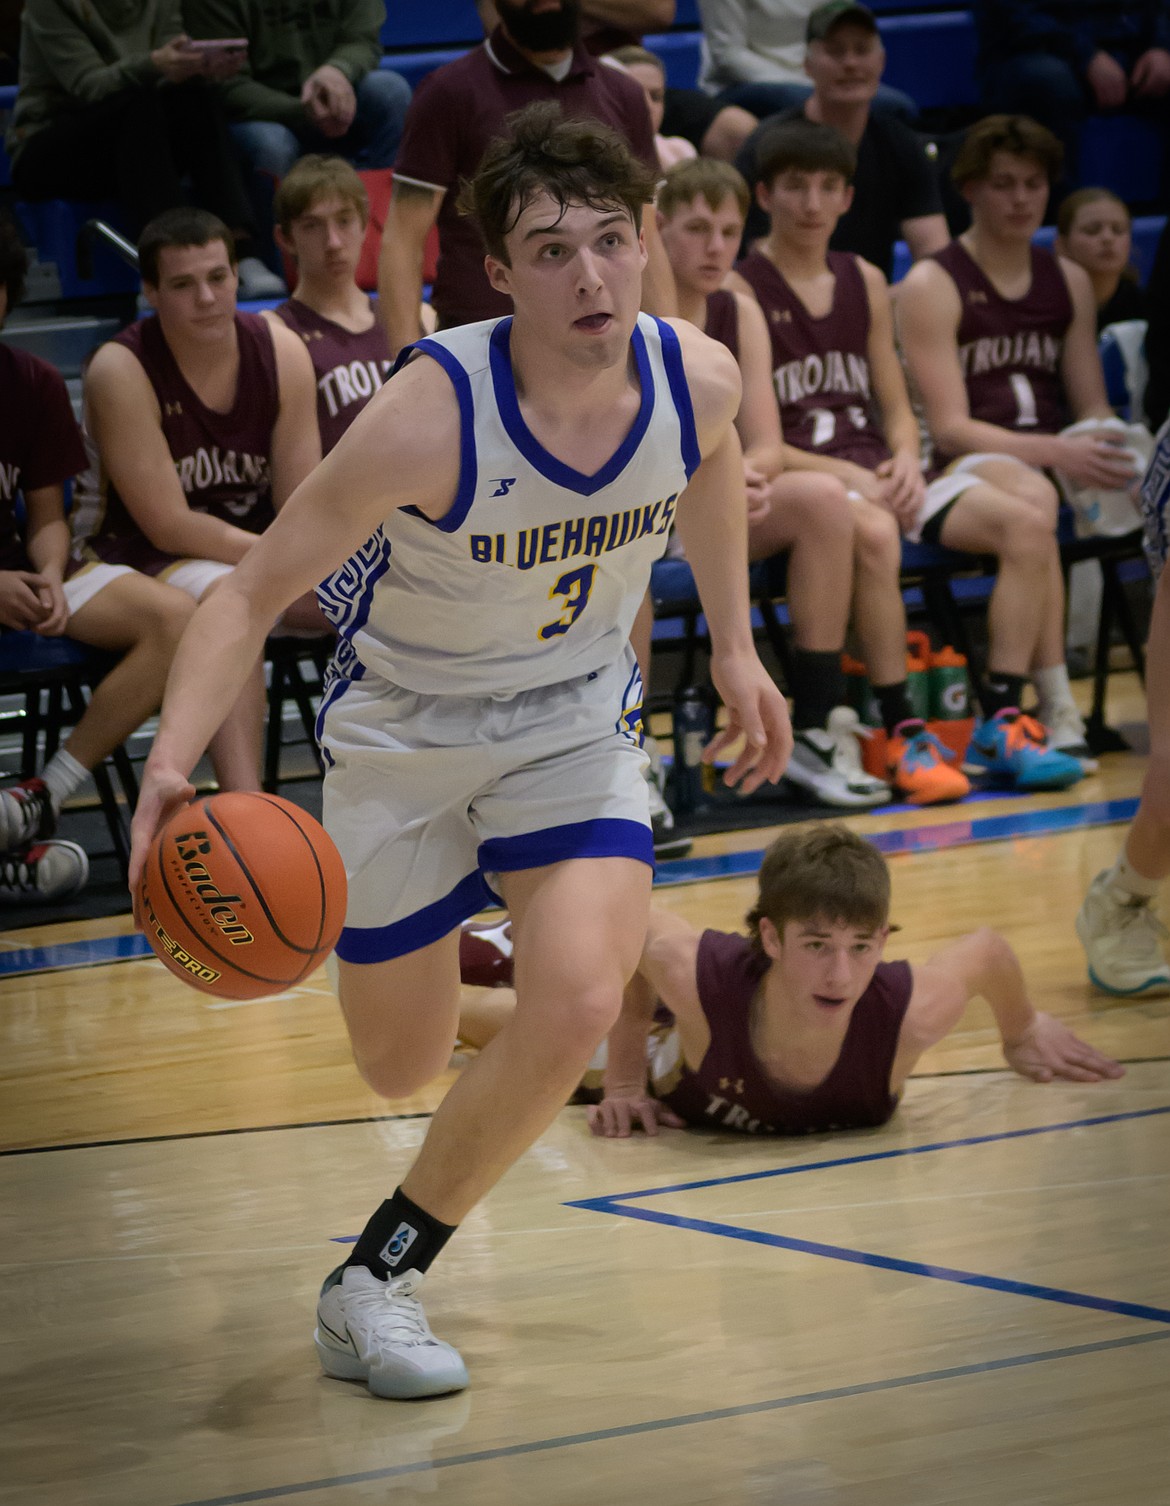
581, 1201, 1170, 1325
568, 1104, 1170, 1331
565, 1104, 1170, 1206
168, 1329, 1170, 1506
0, 932, 152, 978
0, 796, 1140, 979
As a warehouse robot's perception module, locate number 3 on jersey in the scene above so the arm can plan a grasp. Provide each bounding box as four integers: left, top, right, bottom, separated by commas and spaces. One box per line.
540, 563, 597, 640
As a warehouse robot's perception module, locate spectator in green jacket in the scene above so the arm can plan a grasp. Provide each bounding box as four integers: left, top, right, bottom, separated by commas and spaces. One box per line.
6, 0, 283, 294
185, 0, 410, 191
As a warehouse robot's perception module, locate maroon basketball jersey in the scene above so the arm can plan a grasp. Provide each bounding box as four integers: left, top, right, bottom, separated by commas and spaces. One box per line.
72, 312, 280, 575
933, 240, 1072, 452
736, 249, 890, 469
272, 298, 393, 455
704, 288, 740, 363
656, 930, 911, 1134
0, 343, 86, 571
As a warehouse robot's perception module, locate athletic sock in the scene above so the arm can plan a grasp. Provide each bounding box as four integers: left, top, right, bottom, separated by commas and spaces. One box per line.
343, 1187, 457, 1282
1106, 852, 1162, 902
1031, 663, 1078, 719
872, 681, 916, 736
788, 649, 846, 732
980, 672, 1027, 719
40, 750, 88, 814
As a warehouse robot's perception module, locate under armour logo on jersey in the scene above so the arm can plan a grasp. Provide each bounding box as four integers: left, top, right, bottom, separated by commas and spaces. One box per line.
164, 401, 183, 417
968, 290, 988, 304
489, 477, 518, 497
719, 1077, 745, 1095
379, 1222, 419, 1268
769, 309, 792, 324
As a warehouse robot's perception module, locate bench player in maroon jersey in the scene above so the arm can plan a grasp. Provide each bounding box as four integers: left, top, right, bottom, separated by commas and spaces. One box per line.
726, 121, 985, 802
71, 209, 322, 794
265, 157, 401, 456
897, 115, 1138, 780
657, 154, 963, 806
0, 214, 195, 900
451, 825, 1123, 1134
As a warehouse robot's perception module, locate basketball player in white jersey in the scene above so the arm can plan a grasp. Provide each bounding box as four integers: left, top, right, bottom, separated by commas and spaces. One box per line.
129, 103, 792, 1400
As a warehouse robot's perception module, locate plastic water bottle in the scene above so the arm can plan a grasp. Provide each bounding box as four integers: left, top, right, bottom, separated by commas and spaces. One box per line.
670, 684, 715, 814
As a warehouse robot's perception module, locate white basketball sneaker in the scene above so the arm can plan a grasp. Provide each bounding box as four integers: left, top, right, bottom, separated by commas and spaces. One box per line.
0, 840, 88, 903
1076, 870, 1170, 997
314, 1265, 469, 1399
785, 706, 891, 808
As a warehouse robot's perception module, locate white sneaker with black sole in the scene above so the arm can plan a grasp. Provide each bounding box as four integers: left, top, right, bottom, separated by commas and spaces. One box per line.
0, 840, 88, 903
644, 733, 692, 859
785, 707, 891, 808
1039, 701, 1099, 774
315, 1265, 469, 1399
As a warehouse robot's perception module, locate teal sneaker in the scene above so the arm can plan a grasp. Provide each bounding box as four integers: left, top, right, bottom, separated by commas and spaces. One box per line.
966, 709, 1085, 791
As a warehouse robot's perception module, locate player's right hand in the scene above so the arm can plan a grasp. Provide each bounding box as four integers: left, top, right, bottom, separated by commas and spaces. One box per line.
587, 1093, 685, 1138
1055, 432, 1141, 491
129, 765, 196, 895
0, 570, 57, 630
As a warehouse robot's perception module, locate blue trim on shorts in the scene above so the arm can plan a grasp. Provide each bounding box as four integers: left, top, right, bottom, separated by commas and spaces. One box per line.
653, 318, 701, 481
488, 319, 654, 497
335, 869, 494, 965
479, 817, 654, 874
397, 339, 479, 533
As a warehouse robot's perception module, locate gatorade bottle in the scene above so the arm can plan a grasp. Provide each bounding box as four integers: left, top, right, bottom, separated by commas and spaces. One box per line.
669, 684, 716, 814
929, 646, 970, 720
905, 631, 932, 721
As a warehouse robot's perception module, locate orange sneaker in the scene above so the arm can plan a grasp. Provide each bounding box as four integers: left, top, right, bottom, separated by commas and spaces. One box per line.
887, 720, 971, 805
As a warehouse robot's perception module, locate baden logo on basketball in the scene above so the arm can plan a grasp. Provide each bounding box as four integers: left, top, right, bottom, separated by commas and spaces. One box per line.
173, 830, 255, 946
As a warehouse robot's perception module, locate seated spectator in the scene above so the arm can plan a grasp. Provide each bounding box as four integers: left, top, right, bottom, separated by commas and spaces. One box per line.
5, 0, 281, 296
185, 0, 411, 254
1056, 187, 1150, 333
263, 155, 394, 455
727, 124, 976, 803
71, 208, 322, 796
734, 2, 948, 279
607, 45, 696, 171
897, 115, 1139, 773
378, 7, 675, 354
699, 0, 917, 124
477, 0, 760, 161
0, 213, 197, 902
978, 0, 1170, 180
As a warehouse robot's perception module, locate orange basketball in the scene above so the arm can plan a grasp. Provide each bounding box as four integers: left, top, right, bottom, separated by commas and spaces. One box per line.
137, 792, 347, 1001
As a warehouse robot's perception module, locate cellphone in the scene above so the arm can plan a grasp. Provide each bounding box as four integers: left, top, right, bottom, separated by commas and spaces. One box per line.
187, 38, 248, 52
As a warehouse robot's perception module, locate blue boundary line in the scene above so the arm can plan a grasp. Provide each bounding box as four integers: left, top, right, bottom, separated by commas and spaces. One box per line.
168, 1329, 1170, 1506
567, 1104, 1170, 1328
0, 797, 1140, 979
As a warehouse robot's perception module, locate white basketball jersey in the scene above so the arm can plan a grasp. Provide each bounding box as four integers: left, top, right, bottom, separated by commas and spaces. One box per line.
317, 313, 699, 697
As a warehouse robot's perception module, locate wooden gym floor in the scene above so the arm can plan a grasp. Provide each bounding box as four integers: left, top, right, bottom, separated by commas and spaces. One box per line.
1, 674, 1167, 1506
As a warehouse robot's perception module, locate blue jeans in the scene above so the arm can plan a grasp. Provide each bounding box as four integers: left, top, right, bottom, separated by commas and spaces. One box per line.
717, 79, 919, 124
230, 67, 412, 179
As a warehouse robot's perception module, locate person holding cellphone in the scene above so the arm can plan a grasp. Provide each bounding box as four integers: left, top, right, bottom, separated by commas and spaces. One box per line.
6, 0, 284, 297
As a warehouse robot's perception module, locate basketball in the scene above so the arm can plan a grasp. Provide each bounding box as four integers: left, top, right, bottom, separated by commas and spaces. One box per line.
136, 792, 347, 1001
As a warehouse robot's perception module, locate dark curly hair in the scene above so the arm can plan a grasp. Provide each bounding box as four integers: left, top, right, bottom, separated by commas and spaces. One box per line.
458, 100, 657, 264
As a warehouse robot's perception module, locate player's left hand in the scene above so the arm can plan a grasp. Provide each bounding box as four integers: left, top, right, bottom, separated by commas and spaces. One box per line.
129, 763, 196, 897
32, 576, 69, 637
704, 651, 792, 795
875, 453, 926, 531
744, 464, 773, 525
1003, 1012, 1125, 1083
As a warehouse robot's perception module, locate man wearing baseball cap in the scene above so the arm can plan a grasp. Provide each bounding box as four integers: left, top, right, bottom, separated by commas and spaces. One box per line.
701, 0, 917, 124
730, 0, 949, 278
